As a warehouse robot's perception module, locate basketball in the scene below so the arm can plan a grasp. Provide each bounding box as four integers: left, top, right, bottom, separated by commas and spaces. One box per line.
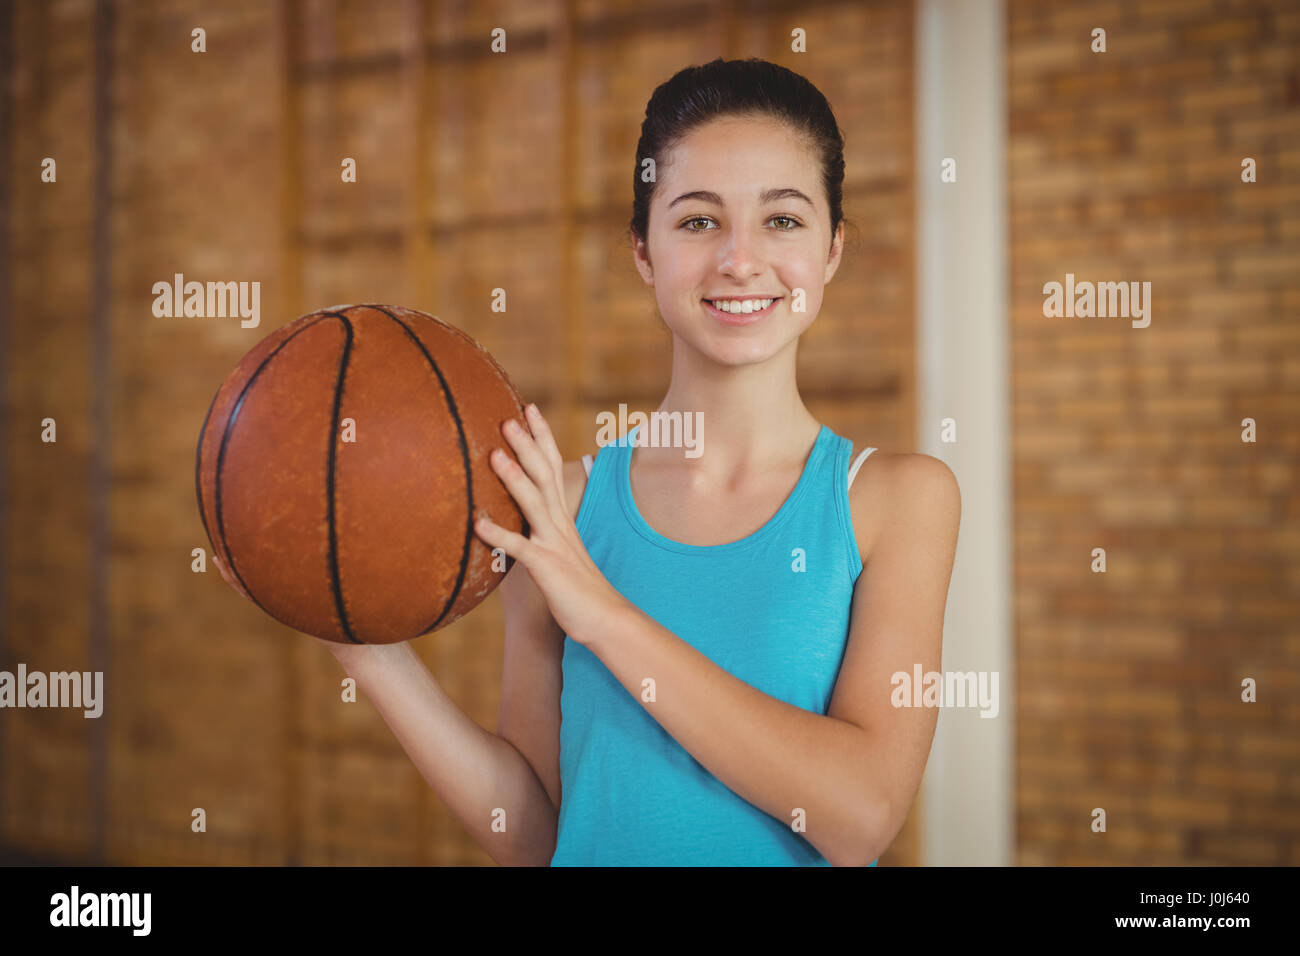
195, 304, 529, 644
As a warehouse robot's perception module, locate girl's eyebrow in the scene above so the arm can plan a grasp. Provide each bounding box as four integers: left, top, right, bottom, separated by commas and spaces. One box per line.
668, 187, 814, 209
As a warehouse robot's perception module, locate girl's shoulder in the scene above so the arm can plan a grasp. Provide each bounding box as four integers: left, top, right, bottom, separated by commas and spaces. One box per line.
847, 445, 959, 564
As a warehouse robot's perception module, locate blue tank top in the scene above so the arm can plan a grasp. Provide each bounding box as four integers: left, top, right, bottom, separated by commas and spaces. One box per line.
550, 422, 880, 866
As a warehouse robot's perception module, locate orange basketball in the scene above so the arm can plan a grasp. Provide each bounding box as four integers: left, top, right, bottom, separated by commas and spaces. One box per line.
196, 304, 529, 644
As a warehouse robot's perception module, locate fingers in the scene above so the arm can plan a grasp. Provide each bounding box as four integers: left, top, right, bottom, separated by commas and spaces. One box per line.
523, 403, 566, 483
474, 512, 529, 562
489, 444, 548, 520
213, 552, 254, 603
500, 411, 564, 515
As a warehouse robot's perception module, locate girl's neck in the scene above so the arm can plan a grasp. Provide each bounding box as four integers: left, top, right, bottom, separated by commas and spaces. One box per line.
643, 393, 820, 476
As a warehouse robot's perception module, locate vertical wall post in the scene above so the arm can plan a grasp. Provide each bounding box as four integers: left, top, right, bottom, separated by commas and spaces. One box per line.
916, 0, 1012, 866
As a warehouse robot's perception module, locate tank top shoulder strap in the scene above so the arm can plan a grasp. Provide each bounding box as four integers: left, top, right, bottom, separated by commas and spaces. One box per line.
574, 431, 635, 536
848, 444, 877, 489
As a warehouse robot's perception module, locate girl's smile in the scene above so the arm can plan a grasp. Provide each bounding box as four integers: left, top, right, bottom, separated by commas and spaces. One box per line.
702, 296, 783, 326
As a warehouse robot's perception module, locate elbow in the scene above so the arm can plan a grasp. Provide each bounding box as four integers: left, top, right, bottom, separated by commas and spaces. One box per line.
827, 837, 882, 869
827, 795, 889, 868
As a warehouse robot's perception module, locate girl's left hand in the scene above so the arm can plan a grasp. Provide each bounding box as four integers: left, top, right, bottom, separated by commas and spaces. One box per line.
474, 403, 629, 644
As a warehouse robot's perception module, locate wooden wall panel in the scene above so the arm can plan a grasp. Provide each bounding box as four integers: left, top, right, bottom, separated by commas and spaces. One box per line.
3, 0, 100, 864
105, 0, 289, 865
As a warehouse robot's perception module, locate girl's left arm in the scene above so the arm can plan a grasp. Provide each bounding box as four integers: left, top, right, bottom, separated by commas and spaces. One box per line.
476, 405, 960, 867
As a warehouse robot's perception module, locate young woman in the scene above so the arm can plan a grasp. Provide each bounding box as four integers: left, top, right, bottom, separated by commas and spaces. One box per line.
320, 58, 958, 867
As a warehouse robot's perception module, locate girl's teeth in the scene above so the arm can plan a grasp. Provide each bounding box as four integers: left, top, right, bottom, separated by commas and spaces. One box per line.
710, 298, 773, 313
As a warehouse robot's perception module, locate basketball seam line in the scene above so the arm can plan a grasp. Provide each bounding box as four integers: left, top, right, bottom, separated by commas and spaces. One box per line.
324, 312, 361, 644
214, 314, 332, 631
367, 305, 475, 636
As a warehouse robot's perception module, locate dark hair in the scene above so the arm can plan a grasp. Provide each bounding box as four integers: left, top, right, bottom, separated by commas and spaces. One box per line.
630, 57, 848, 253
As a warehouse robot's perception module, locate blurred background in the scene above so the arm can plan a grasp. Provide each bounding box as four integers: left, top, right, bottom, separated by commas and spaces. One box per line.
0, 0, 1296, 866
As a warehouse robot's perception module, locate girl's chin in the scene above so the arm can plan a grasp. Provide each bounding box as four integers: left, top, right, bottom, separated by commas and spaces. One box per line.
681, 332, 785, 366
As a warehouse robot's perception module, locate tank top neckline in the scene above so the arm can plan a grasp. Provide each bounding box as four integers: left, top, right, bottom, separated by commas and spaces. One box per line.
615, 422, 833, 555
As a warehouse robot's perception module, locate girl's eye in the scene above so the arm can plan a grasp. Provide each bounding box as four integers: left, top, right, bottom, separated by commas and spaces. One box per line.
681, 216, 803, 231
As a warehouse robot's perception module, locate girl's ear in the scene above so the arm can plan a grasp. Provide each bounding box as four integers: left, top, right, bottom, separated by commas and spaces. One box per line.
824, 221, 845, 282
632, 235, 654, 285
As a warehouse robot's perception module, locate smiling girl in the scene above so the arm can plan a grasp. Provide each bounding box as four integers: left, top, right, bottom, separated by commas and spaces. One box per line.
315, 57, 959, 867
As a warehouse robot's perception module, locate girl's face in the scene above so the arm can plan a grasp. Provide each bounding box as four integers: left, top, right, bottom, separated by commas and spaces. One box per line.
633, 113, 844, 367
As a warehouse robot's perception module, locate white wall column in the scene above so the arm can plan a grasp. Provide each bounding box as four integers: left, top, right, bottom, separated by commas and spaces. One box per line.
915, 0, 1012, 866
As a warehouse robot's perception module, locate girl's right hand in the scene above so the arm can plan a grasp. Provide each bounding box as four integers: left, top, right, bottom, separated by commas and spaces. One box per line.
211, 552, 254, 603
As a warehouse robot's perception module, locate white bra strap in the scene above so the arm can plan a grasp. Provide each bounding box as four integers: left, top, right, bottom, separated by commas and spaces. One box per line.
848, 446, 876, 489
581, 453, 594, 477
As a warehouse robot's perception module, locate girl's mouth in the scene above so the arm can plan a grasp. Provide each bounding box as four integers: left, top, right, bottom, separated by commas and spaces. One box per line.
702, 297, 781, 326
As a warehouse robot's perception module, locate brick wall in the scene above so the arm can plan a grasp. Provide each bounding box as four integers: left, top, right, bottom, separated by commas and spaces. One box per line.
1008, 0, 1300, 864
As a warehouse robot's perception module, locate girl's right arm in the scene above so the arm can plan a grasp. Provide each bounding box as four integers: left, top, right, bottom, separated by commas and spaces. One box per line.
321, 625, 559, 867
213, 550, 561, 867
